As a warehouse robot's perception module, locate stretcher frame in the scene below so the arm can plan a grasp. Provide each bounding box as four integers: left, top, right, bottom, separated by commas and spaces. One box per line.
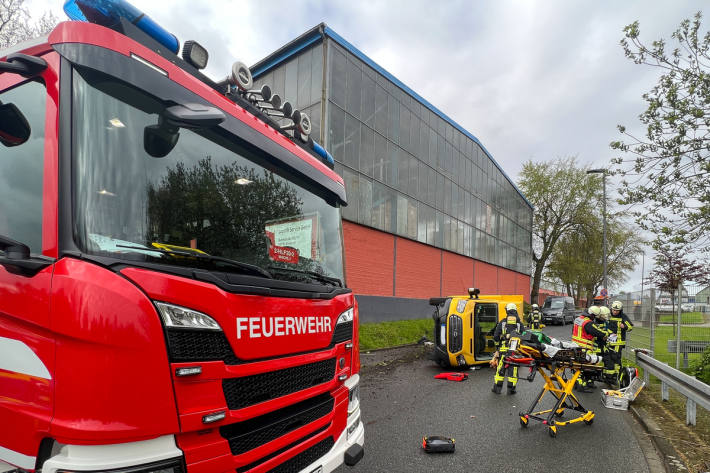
504, 339, 602, 437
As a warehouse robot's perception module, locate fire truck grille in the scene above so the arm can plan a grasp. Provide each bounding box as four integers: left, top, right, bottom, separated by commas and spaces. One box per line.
166, 329, 238, 363
220, 393, 333, 455
237, 426, 331, 473
222, 358, 336, 410
268, 436, 333, 473
448, 315, 463, 352
330, 321, 353, 344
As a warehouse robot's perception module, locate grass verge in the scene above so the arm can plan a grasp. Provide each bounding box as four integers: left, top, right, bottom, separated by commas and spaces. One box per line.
659, 312, 707, 324
359, 318, 432, 351
634, 380, 710, 473
628, 325, 710, 368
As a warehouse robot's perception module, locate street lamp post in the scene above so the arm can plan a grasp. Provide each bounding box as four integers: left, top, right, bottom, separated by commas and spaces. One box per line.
587, 168, 607, 299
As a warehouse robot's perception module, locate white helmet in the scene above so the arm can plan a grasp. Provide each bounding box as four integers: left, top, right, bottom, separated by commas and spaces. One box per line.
588, 306, 600, 316
611, 301, 622, 311
599, 306, 611, 321
532, 304, 539, 309
505, 302, 517, 312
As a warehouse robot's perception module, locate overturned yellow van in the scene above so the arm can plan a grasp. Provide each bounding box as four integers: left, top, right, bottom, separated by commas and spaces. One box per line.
430, 288, 524, 368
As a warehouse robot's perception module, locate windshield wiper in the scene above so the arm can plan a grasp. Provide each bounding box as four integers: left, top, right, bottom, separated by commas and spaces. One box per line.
268, 265, 342, 287
115, 244, 272, 279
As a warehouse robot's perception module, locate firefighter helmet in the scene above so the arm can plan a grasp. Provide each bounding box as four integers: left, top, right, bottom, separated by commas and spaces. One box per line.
532, 303, 539, 310
611, 301, 622, 311
505, 302, 517, 312
599, 306, 611, 321
588, 305, 600, 316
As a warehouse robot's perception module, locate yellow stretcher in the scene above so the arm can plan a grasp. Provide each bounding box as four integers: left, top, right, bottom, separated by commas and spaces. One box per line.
502, 336, 603, 438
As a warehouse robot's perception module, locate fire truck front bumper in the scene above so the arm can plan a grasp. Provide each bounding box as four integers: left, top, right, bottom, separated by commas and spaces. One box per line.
302, 406, 364, 473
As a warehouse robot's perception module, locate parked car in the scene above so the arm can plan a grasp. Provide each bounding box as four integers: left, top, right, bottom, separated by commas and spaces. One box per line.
681, 303, 695, 312
541, 296, 576, 325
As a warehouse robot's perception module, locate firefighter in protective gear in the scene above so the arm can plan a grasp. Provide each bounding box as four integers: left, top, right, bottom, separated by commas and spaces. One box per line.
572, 305, 610, 392
491, 303, 523, 394
604, 301, 633, 385
528, 304, 543, 330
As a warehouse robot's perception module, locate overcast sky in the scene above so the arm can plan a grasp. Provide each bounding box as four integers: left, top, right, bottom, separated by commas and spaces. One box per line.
27, 0, 709, 292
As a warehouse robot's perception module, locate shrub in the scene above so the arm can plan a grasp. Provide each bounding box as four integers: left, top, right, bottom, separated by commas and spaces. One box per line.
689, 345, 710, 385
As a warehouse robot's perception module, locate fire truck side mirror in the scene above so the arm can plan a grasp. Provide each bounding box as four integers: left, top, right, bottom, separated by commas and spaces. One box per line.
144, 103, 225, 157
0, 102, 31, 147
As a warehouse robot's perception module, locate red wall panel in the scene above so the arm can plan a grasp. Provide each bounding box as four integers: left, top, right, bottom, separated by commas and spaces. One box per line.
515, 273, 531, 303
343, 221, 531, 302
342, 221, 394, 296
497, 268, 517, 296
395, 238, 441, 299
441, 251, 474, 297
473, 260, 498, 295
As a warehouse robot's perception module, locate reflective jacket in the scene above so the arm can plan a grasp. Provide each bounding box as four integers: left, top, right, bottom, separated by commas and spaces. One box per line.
530, 310, 542, 324
493, 313, 522, 350
572, 315, 608, 350
608, 309, 633, 345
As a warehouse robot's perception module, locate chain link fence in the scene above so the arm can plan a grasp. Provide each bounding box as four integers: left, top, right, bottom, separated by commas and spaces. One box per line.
615, 284, 710, 373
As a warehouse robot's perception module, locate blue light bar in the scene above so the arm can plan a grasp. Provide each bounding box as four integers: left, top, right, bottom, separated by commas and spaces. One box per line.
310, 140, 335, 168
63, 0, 179, 54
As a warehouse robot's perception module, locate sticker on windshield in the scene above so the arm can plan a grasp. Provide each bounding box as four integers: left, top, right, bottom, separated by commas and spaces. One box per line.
265, 214, 318, 262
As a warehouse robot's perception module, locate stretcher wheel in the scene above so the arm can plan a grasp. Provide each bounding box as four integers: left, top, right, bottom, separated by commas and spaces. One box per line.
584, 417, 594, 425
519, 416, 528, 428
548, 426, 557, 438
554, 410, 564, 418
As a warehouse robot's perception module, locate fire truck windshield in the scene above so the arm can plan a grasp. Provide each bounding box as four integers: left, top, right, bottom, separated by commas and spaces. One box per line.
71, 67, 344, 285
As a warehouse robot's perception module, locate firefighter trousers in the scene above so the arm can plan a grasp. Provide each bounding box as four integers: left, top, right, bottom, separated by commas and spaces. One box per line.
494, 355, 518, 389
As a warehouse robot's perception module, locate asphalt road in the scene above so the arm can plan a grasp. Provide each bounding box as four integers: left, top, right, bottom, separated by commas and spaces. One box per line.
338, 322, 654, 473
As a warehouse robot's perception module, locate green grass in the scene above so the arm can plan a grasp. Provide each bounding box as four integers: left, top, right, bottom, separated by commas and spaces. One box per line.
658, 311, 706, 324
359, 318, 433, 351
628, 325, 710, 368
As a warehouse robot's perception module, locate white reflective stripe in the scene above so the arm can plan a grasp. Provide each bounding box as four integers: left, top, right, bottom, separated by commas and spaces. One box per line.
0, 336, 51, 380
0, 444, 36, 470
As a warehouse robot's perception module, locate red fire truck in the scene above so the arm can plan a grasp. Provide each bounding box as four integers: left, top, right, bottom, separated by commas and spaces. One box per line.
0, 1, 363, 472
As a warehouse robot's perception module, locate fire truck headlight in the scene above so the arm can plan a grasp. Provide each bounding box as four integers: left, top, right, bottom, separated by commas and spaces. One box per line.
156, 302, 221, 331
336, 307, 354, 325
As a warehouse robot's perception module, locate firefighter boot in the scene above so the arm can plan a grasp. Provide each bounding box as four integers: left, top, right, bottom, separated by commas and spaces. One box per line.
492, 382, 503, 394
507, 382, 516, 394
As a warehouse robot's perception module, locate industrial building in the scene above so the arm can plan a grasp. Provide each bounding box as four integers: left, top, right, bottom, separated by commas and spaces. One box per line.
252, 24, 533, 321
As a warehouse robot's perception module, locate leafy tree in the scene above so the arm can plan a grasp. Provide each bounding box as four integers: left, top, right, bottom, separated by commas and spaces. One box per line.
0, 0, 58, 48
517, 157, 596, 304
646, 246, 710, 333
611, 13, 710, 252
546, 213, 644, 305
147, 156, 303, 268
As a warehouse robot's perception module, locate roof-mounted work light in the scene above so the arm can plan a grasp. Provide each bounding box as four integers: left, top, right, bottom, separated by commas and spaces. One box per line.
63, 0, 180, 54
182, 40, 208, 70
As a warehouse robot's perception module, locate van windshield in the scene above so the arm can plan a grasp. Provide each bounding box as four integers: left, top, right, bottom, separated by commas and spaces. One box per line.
544, 300, 565, 309
71, 67, 344, 286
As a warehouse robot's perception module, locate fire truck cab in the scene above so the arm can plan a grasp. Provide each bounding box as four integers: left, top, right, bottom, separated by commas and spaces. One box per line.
430, 289, 524, 368
0, 1, 363, 472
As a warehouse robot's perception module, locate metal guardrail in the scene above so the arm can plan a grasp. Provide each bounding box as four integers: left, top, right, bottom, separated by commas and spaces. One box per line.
635, 349, 710, 425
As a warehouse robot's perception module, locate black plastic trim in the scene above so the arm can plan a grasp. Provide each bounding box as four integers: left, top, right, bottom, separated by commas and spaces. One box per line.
220, 392, 333, 455
237, 426, 331, 473
61, 251, 351, 300
0, 256, 53, 276
344, 444, 364, 466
